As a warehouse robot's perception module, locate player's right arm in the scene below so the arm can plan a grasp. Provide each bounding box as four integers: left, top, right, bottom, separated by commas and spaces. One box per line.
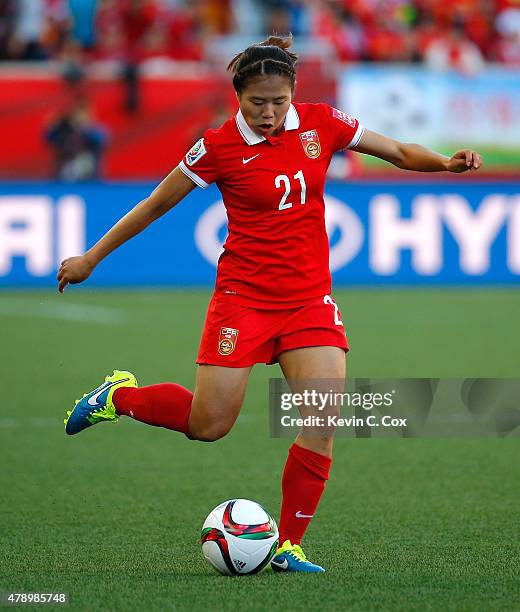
57, 167, 196, 293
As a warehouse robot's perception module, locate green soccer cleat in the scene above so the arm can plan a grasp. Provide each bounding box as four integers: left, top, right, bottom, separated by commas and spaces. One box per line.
271, 540, 325, 573
64, 370, 137, 435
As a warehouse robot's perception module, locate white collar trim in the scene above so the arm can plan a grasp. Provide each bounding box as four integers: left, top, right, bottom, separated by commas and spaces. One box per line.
235, 104, 300, 145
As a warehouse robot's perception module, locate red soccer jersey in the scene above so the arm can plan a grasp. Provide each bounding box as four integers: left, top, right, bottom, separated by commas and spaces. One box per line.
178, 103, 364, 308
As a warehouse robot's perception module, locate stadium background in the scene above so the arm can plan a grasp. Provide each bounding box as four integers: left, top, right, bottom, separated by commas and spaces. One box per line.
1, 1, 518, 610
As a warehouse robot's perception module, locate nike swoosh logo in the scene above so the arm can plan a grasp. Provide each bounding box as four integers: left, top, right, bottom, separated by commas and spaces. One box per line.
271, 558, 289, 570
295, 511, 314, 518
87, 379, 129, 406
242, 154, 260, 164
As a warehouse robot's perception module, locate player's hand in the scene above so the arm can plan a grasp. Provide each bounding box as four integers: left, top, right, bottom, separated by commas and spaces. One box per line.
57, 255, 94, 293
446, 149, 483, 173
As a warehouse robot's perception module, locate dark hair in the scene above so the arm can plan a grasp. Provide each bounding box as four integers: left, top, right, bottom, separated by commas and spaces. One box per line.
227, 35, 298, 93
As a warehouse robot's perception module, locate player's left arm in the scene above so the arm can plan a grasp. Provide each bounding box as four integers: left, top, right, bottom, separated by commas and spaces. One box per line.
351, 128, 483, 173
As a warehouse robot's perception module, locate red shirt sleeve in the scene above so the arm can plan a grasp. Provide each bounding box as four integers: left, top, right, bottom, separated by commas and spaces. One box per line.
178, 131, 219, 188
324, 105, 365, 152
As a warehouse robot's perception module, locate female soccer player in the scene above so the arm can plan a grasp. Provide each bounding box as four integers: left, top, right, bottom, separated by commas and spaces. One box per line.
58, 36, 482, 573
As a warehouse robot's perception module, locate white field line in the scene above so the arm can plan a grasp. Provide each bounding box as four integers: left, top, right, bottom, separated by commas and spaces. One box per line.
0, 298, 127, 324
0, 417, 59, 428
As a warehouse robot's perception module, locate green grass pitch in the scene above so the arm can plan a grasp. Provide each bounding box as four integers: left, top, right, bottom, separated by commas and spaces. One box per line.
1, 288, 519, 611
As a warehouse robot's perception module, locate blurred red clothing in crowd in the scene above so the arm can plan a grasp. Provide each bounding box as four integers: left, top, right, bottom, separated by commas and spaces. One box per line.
313, 0, 514, 65
94, 0, 204, 62
95, 0, 159, 61
1, 0, 518, 67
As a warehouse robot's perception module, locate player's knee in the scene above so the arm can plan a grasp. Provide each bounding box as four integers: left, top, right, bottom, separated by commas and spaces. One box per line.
188, 397, 242, 441
189, 412, 235, 441
192, 422, 233, 442
189, 400, 241, 442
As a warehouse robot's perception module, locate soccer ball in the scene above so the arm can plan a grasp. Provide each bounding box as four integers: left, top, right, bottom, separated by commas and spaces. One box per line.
200, 499, 279, 576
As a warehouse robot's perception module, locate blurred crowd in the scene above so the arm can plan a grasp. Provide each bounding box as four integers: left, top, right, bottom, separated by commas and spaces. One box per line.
0, 0, 519, 68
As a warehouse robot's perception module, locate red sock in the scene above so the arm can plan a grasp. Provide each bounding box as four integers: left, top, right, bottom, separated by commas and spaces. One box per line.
113, 384, 192, 436
278, 443, 332, 546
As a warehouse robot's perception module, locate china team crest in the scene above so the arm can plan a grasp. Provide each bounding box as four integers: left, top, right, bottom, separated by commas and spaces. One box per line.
218, 327, 239, 355
299, 130, 321, 159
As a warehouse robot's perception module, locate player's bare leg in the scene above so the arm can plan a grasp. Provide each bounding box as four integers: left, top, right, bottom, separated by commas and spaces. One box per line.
279, 346, 346, 457
65, 365, 252, 441
188, 365, 252, 441
271, 346, 346, 572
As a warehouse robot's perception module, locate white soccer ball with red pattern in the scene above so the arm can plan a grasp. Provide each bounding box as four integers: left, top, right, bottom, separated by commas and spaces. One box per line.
200, 499, 279, 576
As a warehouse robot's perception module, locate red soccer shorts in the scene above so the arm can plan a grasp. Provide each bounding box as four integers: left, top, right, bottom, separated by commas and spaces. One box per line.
196, 294, 349, 367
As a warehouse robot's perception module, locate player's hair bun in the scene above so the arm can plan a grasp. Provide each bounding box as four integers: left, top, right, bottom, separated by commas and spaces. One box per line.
258, 35, 298, 64
227, 34, 298, 93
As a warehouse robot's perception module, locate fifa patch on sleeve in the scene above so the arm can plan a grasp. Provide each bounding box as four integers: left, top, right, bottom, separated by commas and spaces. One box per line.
332, 108, 356, 128
186, 138, 207, 166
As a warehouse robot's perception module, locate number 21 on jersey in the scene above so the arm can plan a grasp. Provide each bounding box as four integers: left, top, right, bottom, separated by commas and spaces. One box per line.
275, 170, 306, 210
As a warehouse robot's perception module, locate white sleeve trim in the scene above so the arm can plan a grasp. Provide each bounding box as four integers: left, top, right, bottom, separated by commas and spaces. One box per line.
347, 124, 365, 149
178, 160, 209, 189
